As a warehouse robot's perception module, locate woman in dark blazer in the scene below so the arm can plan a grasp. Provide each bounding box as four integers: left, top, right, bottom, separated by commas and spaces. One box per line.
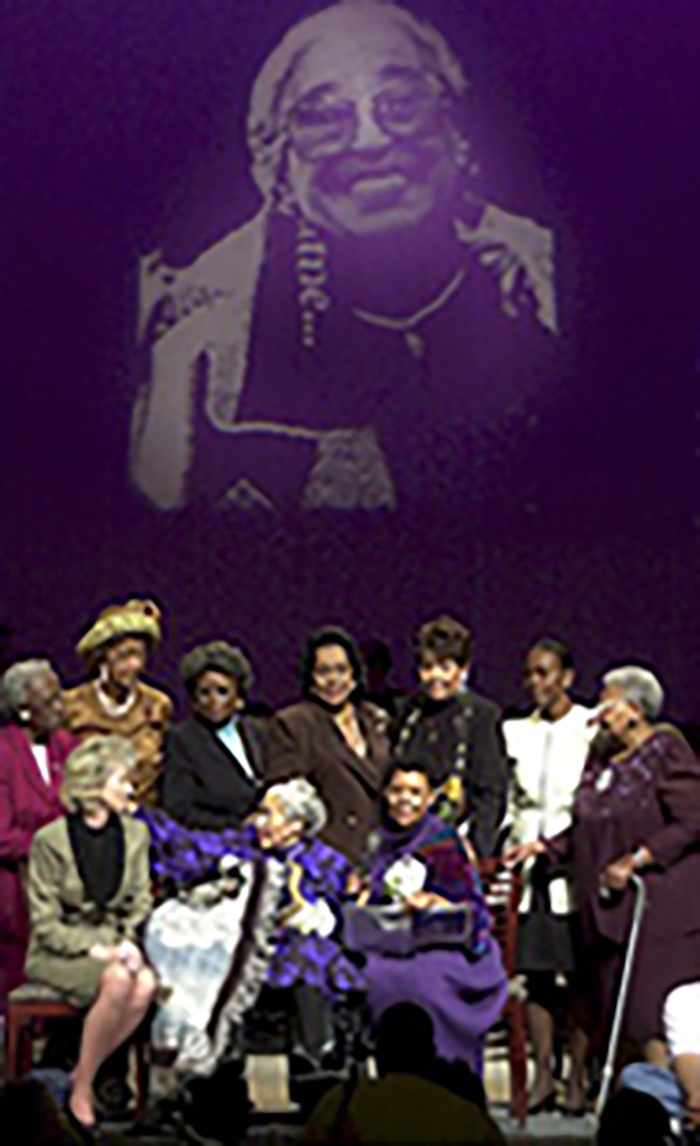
266, 627, 390, 864
162, 641, 267, 830
0, 659, 75, 1014
26, 734, 155, 1138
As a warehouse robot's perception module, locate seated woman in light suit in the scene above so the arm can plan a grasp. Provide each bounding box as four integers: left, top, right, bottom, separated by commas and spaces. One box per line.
26, 735, 156, 1138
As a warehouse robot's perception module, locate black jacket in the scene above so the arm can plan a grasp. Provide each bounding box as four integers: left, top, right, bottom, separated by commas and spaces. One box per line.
161, 714, 267, 830
391, 689, 507, 858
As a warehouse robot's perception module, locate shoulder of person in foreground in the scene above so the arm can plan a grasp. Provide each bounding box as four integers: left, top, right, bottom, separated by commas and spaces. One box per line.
299, 1073, 506, 1144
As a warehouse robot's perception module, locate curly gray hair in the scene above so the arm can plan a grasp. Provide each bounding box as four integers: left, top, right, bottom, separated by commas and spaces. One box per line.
180, 640, 254, 698
61, 734, 137, 812
2, 659, 56, 715
602, 666, 665, 721
266, 778, 328, 836
247, 0, 468, 200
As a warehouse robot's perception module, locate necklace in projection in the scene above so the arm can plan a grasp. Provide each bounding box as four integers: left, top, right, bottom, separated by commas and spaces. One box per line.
352, 266, 466, 359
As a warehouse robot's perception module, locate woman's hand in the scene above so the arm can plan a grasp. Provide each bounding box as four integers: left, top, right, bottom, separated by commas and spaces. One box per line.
403, 890, 450, 911
116, 939, 144, 974
89, 943, 118, 962
503, 839, 546, 869
600, 854, 636, 891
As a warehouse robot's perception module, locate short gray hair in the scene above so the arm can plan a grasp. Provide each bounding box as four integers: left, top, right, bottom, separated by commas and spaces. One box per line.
180, 640, 254, 698
266, 778, 328, 836
602, 666, 664, 721
61, 734, 137, 812
2, 659, 56, 714
248, 1, 468, 200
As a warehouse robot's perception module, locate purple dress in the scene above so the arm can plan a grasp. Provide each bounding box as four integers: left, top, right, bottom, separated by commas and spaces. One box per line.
142, 810, 363, 998
363, 813, 507, 1073
546, 727, 700, 1046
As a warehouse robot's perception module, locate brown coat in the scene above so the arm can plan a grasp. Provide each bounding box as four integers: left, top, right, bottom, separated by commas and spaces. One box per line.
266, 700, 390, 863
63, 680, 173, 807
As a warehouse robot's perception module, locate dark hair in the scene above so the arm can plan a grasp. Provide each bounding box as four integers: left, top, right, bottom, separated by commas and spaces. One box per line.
180, 641, 254, 699
299, 627, 364, 698
527, 637, 574, 672
417, 615, 472, 668
382, 757, 439, 791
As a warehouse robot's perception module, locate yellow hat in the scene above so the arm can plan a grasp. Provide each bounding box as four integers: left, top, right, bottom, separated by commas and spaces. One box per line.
76, 599, 162, 661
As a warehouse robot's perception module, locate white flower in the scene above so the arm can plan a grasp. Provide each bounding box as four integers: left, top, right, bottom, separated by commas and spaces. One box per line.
384, 856, 427, 901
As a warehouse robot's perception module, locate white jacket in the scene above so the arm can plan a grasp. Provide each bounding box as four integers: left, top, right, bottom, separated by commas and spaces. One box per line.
504, 704, 594, 914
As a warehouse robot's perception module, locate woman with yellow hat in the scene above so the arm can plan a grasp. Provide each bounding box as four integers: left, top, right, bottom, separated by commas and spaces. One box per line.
63, 600, 173, 808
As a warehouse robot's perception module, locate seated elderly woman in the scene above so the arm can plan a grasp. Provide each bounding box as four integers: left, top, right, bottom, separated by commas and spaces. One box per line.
0, 659, 74, 1014
507, 665, 700, 1090
142, 778, 362, 1080
353, 760, 508, 1076
26, 735, 156, 1138
162, 639, 267, 830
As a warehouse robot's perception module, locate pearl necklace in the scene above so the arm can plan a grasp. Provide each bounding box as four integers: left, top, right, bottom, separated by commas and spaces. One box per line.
93, 678, 138, 719
352, 266, 467, 359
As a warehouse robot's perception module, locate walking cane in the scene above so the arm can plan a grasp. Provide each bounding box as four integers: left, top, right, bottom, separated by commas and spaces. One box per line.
595, 873, 647, 1117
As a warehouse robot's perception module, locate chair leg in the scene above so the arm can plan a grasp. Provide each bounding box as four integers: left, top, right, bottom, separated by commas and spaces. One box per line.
506, 998, 529, 1126
134, 1038, 150, 1116
5, 1010, 21, 1082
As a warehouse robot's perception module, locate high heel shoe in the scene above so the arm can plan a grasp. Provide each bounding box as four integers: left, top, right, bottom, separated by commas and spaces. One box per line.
64, 1097, 100, 1143
527, 1090, 557, 1115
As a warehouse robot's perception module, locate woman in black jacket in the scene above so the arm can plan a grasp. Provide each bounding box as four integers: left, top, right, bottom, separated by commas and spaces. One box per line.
162, 641, 267, 830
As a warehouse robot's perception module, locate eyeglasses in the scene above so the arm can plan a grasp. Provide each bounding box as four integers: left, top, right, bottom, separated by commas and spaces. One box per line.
287, 78, 450, 161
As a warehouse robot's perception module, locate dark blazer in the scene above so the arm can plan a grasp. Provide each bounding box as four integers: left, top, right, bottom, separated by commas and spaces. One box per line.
162, 714, 267, 830
392, 689, 508, 859
0, 724, 75, 1010
266, 700, 390, 864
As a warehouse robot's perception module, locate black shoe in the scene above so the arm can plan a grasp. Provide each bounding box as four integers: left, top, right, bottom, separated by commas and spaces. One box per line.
64, 1098, 101, 1143
528, 1090, 557, 1115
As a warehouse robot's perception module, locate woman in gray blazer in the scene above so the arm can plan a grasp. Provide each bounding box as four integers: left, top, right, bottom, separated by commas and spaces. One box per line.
26, 735, 156, 1139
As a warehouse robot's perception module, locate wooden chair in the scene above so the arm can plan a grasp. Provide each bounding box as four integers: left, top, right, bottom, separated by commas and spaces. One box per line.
5, 982, 150, 1115
478, 859, 528, 1126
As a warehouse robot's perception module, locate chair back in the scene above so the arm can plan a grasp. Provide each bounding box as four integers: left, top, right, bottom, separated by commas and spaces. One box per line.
478, 859, 522, 976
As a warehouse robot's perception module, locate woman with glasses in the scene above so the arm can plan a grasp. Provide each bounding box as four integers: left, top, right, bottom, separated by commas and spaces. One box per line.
132, 0, 557, 514
161, 640, 267, 830
266, 627, 389, 864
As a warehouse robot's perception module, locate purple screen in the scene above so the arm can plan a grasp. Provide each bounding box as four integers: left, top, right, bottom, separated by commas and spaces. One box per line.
5, 0, 700, 714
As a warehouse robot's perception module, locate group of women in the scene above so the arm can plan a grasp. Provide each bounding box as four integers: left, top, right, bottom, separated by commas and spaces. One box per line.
2, 596, 700, 1135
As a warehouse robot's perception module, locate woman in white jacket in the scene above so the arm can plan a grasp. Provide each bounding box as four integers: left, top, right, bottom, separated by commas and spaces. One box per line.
503, 639, 594, 1115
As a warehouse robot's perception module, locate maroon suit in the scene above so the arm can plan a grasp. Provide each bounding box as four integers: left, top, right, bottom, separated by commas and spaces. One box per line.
547, 726, 700, 1046
0, 724, 74, 1012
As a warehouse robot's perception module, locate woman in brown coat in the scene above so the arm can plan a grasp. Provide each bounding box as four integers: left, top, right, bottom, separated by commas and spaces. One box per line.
26, 735, 156, 1137
267, 628, 390, 863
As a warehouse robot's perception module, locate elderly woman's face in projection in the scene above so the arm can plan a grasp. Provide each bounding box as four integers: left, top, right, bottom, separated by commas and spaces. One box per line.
283, 17, 461, 237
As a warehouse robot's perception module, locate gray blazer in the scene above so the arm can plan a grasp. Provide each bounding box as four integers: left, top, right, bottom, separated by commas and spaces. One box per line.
26, 815, 152, 974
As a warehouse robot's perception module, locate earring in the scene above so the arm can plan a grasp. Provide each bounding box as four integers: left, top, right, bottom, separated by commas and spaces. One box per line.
295, 218, 331, 350
18, 707, 31, 723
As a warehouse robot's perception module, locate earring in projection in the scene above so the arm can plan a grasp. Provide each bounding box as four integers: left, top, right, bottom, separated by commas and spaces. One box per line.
295, 218, 331, 350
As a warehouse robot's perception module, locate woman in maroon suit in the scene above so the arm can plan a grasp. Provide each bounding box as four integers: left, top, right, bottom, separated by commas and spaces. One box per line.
0, 659, 75, 1012
508, 665, 700, 1106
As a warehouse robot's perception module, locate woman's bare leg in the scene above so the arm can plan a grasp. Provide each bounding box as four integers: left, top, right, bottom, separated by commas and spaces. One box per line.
70, 964, 156, 1127
526, 1001, 556, 1106
565, 1025, 589, 1112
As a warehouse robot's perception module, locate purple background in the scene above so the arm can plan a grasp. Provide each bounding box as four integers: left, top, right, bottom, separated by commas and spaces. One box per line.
4, 0, 700, 715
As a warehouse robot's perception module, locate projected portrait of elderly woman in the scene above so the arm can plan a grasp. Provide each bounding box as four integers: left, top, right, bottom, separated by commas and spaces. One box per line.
132, 0, 557, 513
